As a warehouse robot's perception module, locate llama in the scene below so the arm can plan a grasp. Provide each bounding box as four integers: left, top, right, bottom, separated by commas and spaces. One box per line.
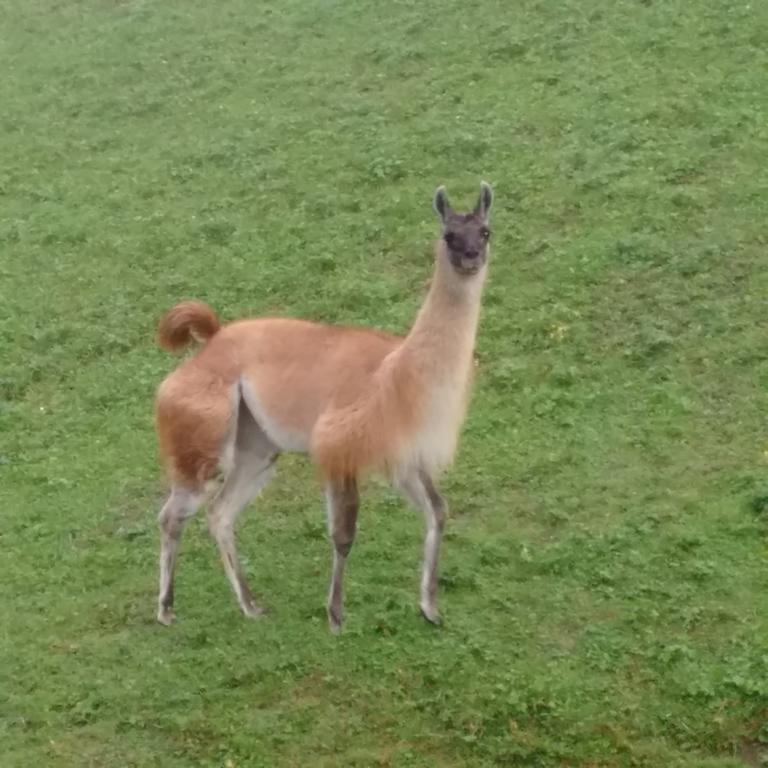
154, 181, 493, 632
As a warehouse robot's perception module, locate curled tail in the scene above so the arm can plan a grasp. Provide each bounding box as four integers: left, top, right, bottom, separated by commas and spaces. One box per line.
156, 300, 221, 352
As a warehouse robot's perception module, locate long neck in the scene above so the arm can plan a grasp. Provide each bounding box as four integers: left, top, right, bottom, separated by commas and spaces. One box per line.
398, 240, 487, 373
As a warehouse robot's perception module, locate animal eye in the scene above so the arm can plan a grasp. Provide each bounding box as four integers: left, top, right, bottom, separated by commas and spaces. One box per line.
444, 232, 457, 246
480, 227, 491, 240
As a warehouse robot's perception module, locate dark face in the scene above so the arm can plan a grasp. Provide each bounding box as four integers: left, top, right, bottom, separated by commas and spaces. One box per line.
441, 213, 491, 276
433, 182, 494, 277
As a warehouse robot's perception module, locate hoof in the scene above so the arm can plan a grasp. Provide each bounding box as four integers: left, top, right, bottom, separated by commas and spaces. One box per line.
420, 604, 442, 626
242, 602, 266, 620
157, 607, 176, 626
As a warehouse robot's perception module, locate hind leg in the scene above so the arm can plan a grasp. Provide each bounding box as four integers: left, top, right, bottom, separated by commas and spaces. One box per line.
207, 400, 278, 618
208, 458, 276, 617
157, 487, 205, 625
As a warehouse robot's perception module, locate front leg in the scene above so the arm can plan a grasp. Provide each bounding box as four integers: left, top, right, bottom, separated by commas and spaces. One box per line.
396, 470, 447, 624
325, 476, 359, 633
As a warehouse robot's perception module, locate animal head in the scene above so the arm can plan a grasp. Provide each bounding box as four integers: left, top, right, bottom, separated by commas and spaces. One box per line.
433, 181, 493, 277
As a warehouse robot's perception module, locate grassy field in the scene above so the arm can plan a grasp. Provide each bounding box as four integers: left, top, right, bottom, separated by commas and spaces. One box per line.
1, 0, 767, 765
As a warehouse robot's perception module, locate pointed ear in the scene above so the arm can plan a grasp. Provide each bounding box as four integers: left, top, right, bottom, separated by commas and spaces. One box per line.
433, 185, 452, 221
475, 181, 493, 218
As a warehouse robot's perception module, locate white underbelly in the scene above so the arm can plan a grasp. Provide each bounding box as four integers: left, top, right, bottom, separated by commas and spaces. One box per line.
239, 378, 310, 453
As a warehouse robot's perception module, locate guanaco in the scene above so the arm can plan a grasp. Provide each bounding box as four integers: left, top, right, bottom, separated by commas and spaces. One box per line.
154, 181, 494, 632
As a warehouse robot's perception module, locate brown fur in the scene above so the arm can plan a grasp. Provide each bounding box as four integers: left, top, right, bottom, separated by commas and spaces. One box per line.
309, 350, 423, 480
155, 314, 405, 485
153, 182, 493, 630
156, 300, 221, 352
154, 244, 483, 487
309, 249, 481, 480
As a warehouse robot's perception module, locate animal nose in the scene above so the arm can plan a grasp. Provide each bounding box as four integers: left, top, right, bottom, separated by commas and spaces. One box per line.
465, 249, 479, 260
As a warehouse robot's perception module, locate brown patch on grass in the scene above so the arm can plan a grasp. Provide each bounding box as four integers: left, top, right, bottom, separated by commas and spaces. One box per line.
735, 737, 767, 767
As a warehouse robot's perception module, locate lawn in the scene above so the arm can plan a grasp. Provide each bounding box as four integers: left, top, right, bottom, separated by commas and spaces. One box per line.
1, 0, 767, 766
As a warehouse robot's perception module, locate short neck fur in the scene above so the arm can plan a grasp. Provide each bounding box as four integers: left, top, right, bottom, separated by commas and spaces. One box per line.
399, 239, 487, 374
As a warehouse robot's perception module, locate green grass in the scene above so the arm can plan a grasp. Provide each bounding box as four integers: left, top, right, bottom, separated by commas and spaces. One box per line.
1, 0, 767, 765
